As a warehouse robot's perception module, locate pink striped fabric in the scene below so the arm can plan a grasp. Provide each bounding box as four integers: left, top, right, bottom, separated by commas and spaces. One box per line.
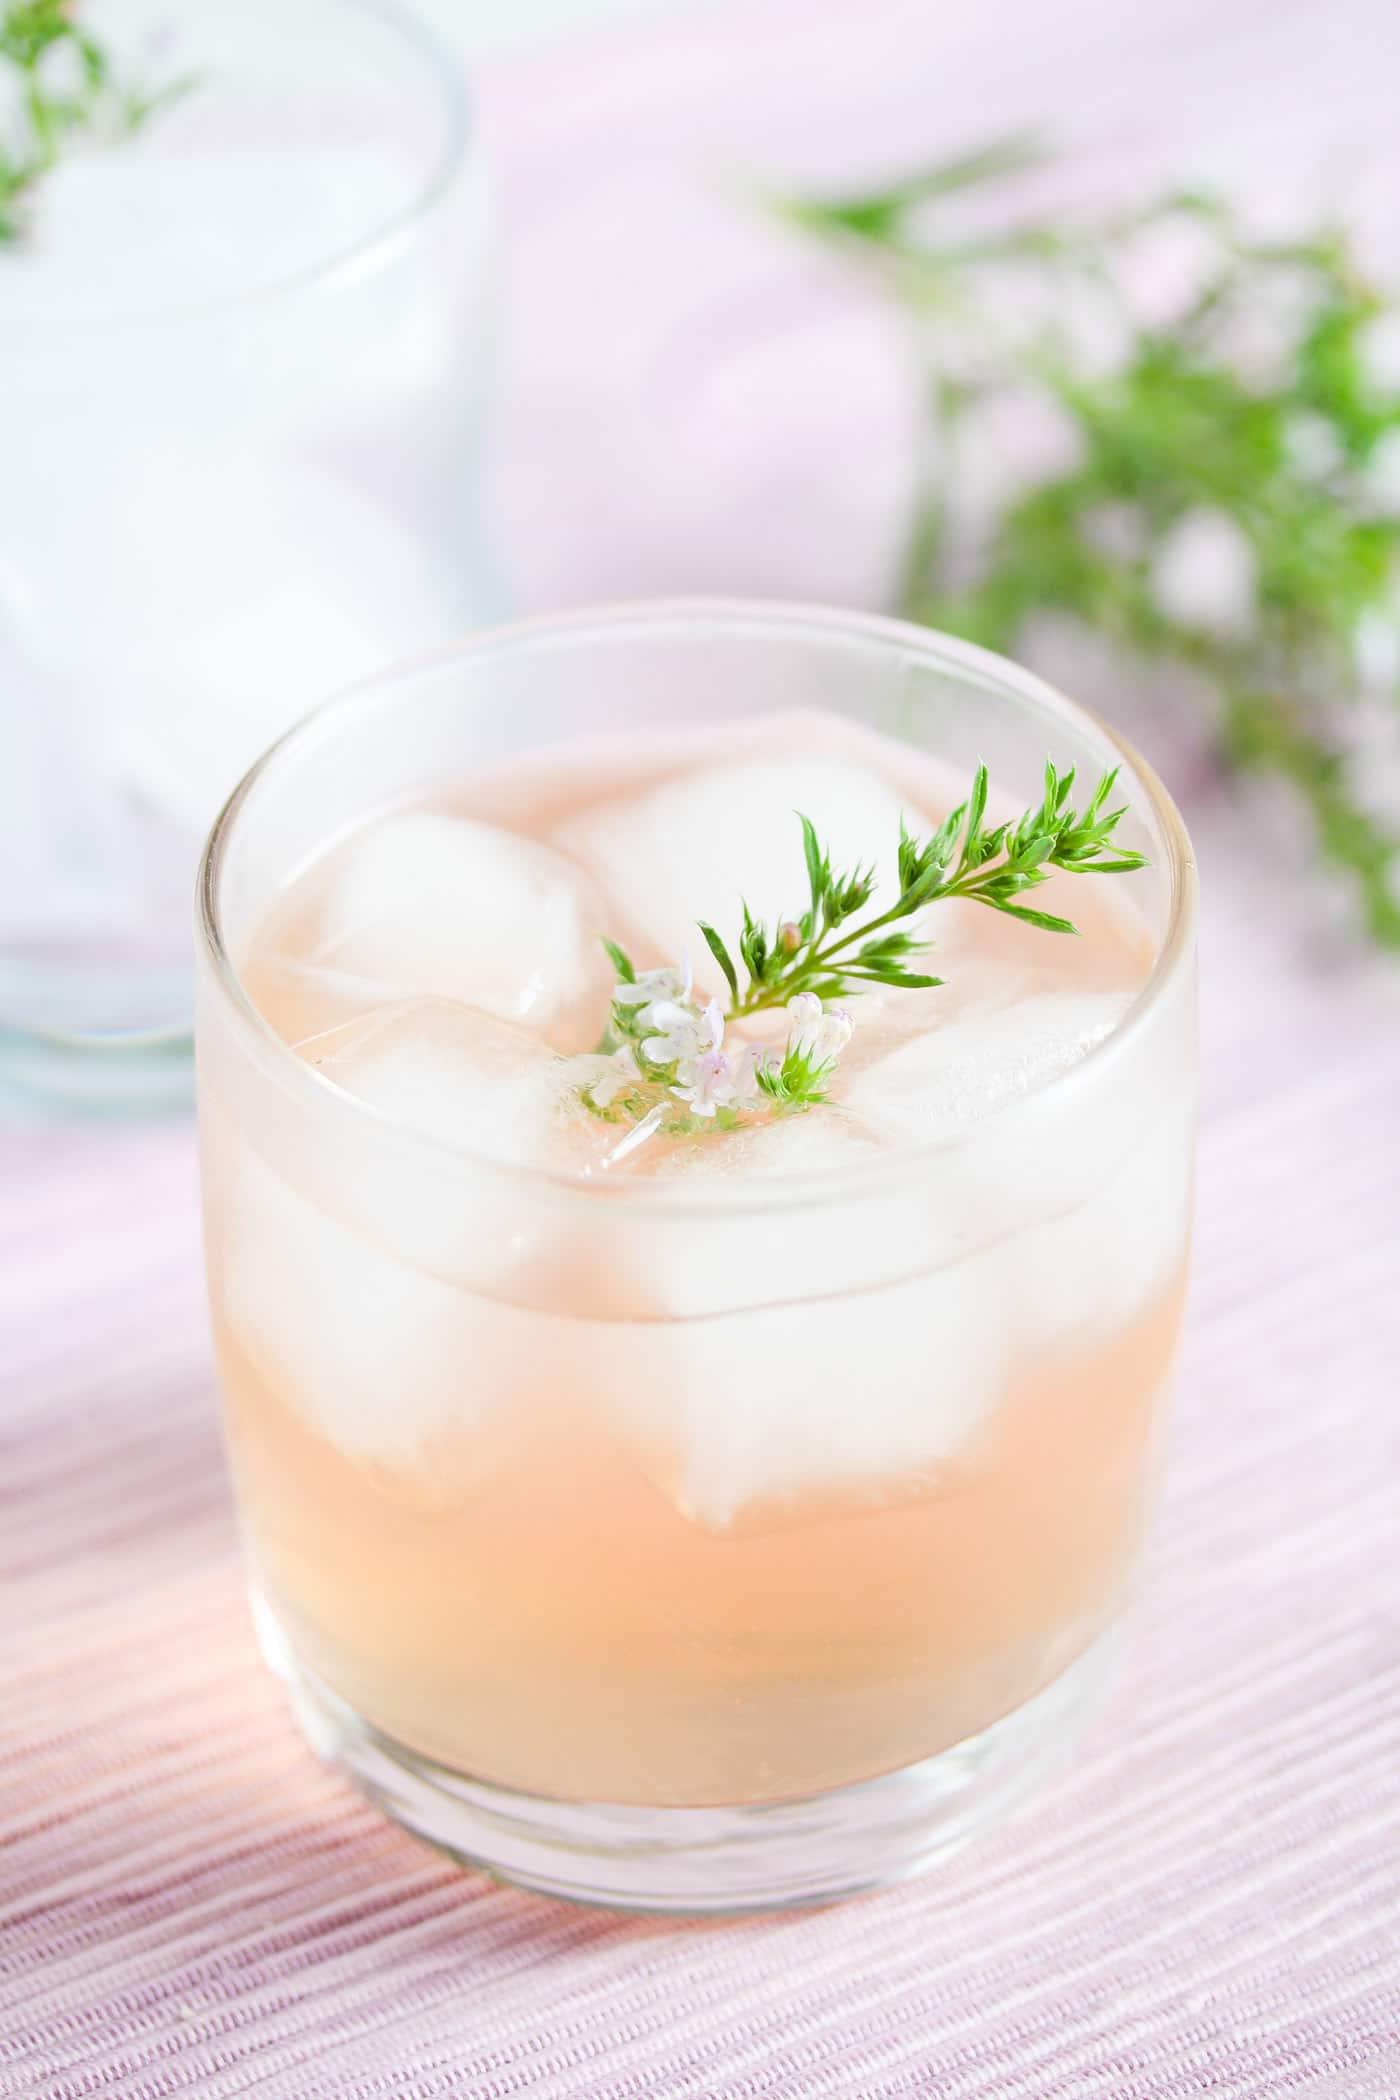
4, 824, 1399, 2099
6, 0, 1400, 2088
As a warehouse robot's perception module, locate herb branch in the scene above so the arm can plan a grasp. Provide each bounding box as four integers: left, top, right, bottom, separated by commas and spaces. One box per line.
700, 759, 1144, 1018
577, 760, 1145, 1142
0, 0, 193, 244
780, 142, 1400, 946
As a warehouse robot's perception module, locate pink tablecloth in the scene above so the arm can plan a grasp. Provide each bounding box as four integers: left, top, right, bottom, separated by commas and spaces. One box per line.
5, 0, 1400, 2092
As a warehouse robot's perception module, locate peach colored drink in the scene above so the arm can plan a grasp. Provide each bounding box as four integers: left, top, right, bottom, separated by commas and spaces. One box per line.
202, 718, 1192, 1805
197, 606, 1196, 1908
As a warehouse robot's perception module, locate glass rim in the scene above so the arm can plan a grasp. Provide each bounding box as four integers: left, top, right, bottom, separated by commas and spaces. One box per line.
0, 0, 472, 343
197, 597, 1198, 1216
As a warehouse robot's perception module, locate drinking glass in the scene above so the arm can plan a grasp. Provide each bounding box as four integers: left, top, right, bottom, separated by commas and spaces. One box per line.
197, 601, 1197, 1912
0, 0, 490, 1102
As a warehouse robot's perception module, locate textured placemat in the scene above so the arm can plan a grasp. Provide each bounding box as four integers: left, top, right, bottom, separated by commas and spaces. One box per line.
5, 0, 1400, 2087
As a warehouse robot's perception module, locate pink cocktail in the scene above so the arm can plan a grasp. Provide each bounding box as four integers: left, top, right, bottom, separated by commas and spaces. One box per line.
197, 603, 1196, 1909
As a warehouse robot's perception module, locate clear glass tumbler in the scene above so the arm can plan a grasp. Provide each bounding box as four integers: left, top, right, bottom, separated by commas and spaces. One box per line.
1, 0, 490, 1103
197, 602, 1197, 1912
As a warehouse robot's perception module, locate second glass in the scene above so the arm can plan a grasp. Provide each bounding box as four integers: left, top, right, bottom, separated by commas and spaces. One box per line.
1, 0, 491, 1098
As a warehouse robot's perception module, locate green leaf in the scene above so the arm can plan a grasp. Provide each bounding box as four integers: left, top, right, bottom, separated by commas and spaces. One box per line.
697, 920, 739, 1001
738, 900, 769, 985
1085, 766, 1118, 822
841, 966, 944, 989
897, 818, 919, 892
779, 133, 1048, 247
798, 812, 826, 922
601, 938, 636, 983
965, 763, 989, 849
1062, 852, 1148, 874
990, 903, 1080, 934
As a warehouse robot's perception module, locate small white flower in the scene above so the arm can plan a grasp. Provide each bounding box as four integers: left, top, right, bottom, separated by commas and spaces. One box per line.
674, 1047, 740, 1117
698, 997, 725, 1054
815, 1004, 855, 1065
1284, 410, 1344, 482
612, 953, 692, 1012
1359, 309, 1400, 395
785, 993, 854, 1070
643, 990, 726, 1075
785, 992, 823, 1054
1364, 427, 1400, 512
640, 999, 706, 1069
586, 1043, 641, 1109
1149, 507, 1256, 639
730, 1042, 762, 1102
1355, 608, 1400, 696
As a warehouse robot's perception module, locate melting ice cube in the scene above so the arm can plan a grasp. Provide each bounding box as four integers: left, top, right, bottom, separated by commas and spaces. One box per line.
607, 1254, 1009, 1532
222, 1141, 493, 1472
842, 990, 1132, 1146
588, 1106, 1010, 1528
290, 998, 615, 1281
845, 988, 1191, 1353
219, 1002, 601, 1471
557, 756, 910, 969
23, 448, 471, 830
304, 812, 611, 1045
306, 999, 568, 1162
220, 1137, 596, 1483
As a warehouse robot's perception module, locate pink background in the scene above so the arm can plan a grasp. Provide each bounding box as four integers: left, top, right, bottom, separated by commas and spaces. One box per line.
4, 0, 1400, 2092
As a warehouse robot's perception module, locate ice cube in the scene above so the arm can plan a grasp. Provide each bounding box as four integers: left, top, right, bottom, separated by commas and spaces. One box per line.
1010, 1096, 1194, 1348
647, 1101, 885, 1194
217, 1002, 612, 1472
306, 813, 610, 1046
22, 447, 472, 830
588, 1107, 1009, 1528
221, 1140, 489, 1471
218, 1136, 591, 1480
557, 757, 910, 970
607, 1253, 1009, 1531
291, 999, 610, 1288
618, 1107, 935, 1317
842, 991, 1133, 1145
845, 988, 1191, 1355
307, 999, 566, 1159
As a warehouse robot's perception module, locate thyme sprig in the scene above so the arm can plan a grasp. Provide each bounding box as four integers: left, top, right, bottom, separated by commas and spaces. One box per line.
701, 759, 1144, 1018
577, 758, 1145, 1141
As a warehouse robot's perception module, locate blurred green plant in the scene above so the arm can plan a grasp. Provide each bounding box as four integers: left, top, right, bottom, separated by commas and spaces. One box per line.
0, 0, 192, 243
780, 139, 1400, 945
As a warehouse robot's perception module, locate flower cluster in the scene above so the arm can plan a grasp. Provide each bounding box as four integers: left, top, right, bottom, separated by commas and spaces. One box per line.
597, 955, 759, 1119
569, 773, 1145, 1150
577, 952, 854, 1142
754, 991, 854, 1110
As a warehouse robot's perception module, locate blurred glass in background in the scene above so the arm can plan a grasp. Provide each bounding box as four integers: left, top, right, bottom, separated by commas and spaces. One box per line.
0, 0, 492, 1100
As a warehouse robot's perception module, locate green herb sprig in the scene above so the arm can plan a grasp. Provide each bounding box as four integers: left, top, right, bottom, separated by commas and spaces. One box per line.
580, 759, 1145, 1138
780, 142, 1400, 946
1, 0, 192, 244
698, 759, 1144, 1019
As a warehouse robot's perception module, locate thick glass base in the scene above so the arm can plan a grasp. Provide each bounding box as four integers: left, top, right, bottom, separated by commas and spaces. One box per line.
257, 1602, 1121, 1914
